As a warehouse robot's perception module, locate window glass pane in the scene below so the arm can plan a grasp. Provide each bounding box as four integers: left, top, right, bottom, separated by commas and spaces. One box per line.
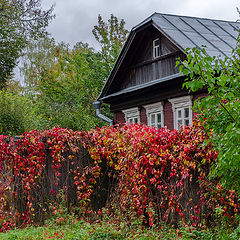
157, 113, 161, 124
154, 48, 160, 58
177, 120, 182, 126
134, 118, 138, 124
177, 110, 182, 118
184, 108, 189, 118
185, 119, 189, 126
157, 123, 162, 128
153, 39, 160, 58
157, 47, 160, 57
129, 118, 133, 124
151, 114, 156, 125
154, 39, 160, 46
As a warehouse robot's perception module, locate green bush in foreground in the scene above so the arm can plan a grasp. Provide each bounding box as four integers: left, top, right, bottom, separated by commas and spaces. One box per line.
177, 41, 240, 193
0, 90, 44, 136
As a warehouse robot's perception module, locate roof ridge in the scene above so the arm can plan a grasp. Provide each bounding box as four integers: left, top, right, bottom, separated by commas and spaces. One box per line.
153, 12, 240, 24
131, 12, 155, 30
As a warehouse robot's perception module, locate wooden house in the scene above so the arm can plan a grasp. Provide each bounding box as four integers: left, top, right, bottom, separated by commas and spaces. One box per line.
96, 13, 240, 130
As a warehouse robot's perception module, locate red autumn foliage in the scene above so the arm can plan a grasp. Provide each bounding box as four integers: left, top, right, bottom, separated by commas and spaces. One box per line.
0, 121, 239, 232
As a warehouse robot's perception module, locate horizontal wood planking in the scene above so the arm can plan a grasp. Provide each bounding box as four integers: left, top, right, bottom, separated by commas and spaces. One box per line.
124, 51, 184, 88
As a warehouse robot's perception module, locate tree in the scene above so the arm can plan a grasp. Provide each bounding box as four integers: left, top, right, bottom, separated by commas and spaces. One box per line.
0, 0, 55, 88
177, 38, 240, 193
0, 90, 44, 136
20, 36, 66, 93
17, 14, 128, 131
32, 42, 110, 131
92, 14, 128, 77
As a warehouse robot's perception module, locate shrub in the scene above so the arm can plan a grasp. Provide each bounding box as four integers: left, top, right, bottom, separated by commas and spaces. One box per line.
82, 121, 220, 227
0, 121, 239, 232
0, 90, 44, 136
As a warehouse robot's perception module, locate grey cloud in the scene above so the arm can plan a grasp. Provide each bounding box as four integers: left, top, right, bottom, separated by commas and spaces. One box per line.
41, 0, 240, 49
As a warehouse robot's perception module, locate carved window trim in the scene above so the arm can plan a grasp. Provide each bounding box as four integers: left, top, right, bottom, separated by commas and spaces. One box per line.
122, 107, 140, 124
169, 96, 193, 130
144, 102, 164, 128
153, 38, 160, 58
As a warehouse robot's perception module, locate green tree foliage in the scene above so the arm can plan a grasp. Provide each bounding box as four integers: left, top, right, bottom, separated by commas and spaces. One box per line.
92, 14, 128, 77
0, 0, 55, 88
0, 90, 43, 136
17, 14, 128, 132
20, 36, 66, 92
33, 42, 109, 130
177, 37, 240, 192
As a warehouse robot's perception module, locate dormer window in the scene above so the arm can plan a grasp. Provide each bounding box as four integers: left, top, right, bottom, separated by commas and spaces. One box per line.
153, 38, 160, 58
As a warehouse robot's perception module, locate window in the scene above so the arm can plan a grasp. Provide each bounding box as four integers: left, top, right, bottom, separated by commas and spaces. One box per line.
169, 96, 193, 130
153, 38, 160, 58
144, 102, 164, 128
122, 107, 140, 124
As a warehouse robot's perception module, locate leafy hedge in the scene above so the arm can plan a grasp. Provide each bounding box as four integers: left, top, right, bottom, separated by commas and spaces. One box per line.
0, 122, 239, 232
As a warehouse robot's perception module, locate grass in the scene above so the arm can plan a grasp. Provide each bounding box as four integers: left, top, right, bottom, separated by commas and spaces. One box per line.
1, 209, 240, 240
1, 219, 240, 240
0, 220, 168, 240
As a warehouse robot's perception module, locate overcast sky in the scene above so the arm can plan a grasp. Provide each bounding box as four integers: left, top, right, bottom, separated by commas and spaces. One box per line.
42, 0, 240, 49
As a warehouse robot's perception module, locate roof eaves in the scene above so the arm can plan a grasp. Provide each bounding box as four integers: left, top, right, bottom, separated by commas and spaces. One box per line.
99, 72, 183, 101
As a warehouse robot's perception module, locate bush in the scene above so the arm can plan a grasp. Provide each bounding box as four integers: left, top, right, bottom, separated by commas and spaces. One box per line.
0, 122, 239, 232
0, 90, 44, 136
177, 44, 240, 193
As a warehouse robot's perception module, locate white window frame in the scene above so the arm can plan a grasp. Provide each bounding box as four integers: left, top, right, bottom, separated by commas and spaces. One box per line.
153, 38, 160, 58
144, 102, 164, 128
169, 96, 193, 130
122, 107, 140, 125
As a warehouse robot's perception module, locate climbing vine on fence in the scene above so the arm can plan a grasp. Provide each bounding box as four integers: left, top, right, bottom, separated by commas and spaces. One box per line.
0, 121, 239, 232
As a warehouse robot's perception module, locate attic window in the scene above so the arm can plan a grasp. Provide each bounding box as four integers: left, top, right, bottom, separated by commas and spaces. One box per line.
153, 38, 160, 58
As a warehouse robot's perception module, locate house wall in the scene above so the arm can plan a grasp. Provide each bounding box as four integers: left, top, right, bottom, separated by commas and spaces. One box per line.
113, 92, 207, 130
140, 107, 148, 124
163, 100, 174, 130
106, 26, 186, 96
121, 28, 185, 90
114, 111, 125, 125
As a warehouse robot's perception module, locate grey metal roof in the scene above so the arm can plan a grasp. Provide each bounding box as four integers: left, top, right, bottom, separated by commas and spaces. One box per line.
99, 13, 240, 100
148, 13, 240, 58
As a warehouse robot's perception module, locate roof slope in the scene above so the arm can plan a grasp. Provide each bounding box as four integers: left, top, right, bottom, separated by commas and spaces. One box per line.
149, 13, 240, 58
99, 13, 240, 100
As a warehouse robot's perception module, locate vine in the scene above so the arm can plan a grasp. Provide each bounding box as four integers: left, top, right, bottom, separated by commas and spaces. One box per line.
0, 121, 239, 232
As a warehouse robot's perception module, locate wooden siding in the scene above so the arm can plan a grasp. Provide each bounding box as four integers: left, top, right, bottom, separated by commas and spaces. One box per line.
103, 25, 186, 96
123, 51, 184, 88
119, 26, 185, 89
